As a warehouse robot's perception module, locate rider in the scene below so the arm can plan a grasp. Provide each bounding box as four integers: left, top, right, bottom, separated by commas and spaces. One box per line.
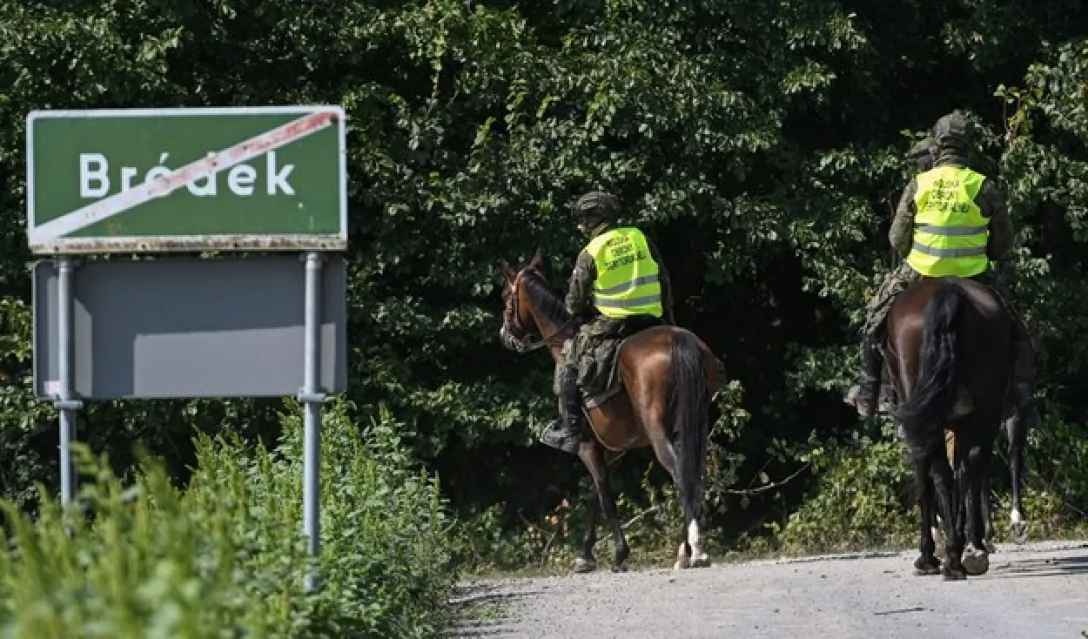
540, 190, 676, 454
845, 111, 1040, 428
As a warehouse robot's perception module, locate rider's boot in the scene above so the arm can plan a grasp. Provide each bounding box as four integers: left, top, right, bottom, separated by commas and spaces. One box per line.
540, 366, 588, 455
844, 333, 883, 418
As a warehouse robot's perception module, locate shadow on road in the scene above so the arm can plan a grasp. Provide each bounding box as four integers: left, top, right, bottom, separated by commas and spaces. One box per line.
446, 583, 541, 638
986, 552, 1088, 580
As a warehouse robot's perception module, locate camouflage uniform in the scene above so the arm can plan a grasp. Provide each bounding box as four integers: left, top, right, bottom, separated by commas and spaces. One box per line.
540, 191, 675, 454
560, 223, 674, 382
847, 112, 1038, 425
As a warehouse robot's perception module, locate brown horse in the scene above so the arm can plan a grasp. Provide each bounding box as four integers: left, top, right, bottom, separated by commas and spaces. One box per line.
886, 277, 1013, 580
499, 253, 722, 571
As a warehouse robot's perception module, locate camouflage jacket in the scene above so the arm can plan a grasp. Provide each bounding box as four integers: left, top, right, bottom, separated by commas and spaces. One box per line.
564, 224, 676, 325
889, 159, 1013, 262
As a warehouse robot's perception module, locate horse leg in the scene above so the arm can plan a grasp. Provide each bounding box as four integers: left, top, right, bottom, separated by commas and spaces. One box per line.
645, 432, 688, 569
981, 472, 997, 554
962, 435, 994, 575
912, 455, 941, 575
576, 440, 629, 572
643, 429, 706, 569
574, 478, 599, 574
926, 444, 966, 580
1005, 414, 1030, 543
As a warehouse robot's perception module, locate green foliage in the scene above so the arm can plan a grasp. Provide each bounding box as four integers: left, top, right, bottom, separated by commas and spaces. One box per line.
772, 433, 916, 554
0, 403, 455, 638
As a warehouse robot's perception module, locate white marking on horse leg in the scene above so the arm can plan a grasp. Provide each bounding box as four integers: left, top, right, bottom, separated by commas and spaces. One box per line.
674, 542, 690, 570
687, 519, 709, 567
1010, 508, 1022, 524
683, 522, 700, 553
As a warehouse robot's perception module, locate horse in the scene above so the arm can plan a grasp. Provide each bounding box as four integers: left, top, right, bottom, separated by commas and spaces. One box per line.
886, 276, 1013, 580
498, 253, 722, 572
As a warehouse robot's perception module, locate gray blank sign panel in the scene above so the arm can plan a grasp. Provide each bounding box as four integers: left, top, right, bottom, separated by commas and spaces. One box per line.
33, 256, 346, 399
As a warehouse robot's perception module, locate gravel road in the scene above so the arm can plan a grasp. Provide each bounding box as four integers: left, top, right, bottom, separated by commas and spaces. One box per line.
450, 540, 1088, 638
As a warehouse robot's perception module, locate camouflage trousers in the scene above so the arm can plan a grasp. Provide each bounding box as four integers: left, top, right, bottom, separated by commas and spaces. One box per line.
555, 315, 660, 399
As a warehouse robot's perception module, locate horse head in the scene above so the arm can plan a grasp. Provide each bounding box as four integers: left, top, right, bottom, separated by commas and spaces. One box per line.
498, 250, 547, 353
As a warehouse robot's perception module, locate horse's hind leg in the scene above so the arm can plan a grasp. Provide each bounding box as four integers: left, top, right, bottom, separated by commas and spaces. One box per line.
645, 428, 707, 569
912, 455, 941, 575
962, 431, 995, 576
923, 441, 966, 580
1005, 414, 1030, 543
574, 476, 598, 574
576, 440, 629, 572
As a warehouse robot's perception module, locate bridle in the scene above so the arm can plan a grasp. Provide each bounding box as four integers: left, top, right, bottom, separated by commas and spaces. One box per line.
502, 272, 576, 354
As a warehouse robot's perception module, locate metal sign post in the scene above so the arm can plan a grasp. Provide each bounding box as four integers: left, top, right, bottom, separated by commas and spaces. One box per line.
54, 257, 82, 505
299, 253, 325, 591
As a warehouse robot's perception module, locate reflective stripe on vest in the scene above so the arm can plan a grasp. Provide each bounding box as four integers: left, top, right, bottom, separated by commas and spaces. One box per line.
907, 165, 990, 277
585, 227, 663, 319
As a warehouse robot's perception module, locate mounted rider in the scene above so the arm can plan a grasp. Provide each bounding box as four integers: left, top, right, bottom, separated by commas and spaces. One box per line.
845, 111, 1040, 427
540, 191, 676, 454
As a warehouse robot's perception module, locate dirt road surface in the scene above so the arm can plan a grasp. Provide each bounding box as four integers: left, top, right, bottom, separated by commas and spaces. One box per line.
451, 540, 1088, 638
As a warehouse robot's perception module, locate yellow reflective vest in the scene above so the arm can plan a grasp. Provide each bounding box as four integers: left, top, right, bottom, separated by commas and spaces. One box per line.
585, 227, 664, 319
907, 165, 991, 277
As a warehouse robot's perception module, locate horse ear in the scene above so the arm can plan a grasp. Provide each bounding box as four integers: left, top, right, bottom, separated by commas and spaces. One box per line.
529, 249, 544, 272
499, 259, 515, 282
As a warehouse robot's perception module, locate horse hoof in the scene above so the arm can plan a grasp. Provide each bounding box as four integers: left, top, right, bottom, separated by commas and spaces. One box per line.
962, 546, 990, 576
942, 566, 967, 581
689, 552, 711, 568
674, 543, 690, 570
1012, 521, 1030, 545
913, 556, 941, 576
573, 558, 597, 573
611, 563, 629, 573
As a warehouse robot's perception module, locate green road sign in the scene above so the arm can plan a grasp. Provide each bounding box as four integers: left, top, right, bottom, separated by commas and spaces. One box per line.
27, 106, 346, 254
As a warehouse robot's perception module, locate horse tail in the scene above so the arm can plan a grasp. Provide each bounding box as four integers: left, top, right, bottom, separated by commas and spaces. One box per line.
669, 330, 710, 526
895, 279, 964, 436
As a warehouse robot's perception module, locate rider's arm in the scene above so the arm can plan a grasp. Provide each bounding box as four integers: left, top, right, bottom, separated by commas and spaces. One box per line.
889, 178, 919, 258
978, 179, 1013, 261
647, 238, 676, 325
565, 250, 596, 320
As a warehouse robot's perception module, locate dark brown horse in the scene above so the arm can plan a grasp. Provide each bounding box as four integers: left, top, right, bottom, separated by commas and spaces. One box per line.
499, 253, 722, 571
886, 277, 1013, 579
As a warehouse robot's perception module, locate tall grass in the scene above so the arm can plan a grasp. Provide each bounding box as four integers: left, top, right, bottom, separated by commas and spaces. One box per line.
0, 402, 455, 638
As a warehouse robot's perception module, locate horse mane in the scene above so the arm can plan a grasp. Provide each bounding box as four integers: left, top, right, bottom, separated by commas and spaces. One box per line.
520, 268, 571, 326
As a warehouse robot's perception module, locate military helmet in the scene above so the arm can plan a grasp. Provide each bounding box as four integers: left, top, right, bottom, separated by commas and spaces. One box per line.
932, 111, 970, 147
908, 137, 936, 159
573, 190, 620, 225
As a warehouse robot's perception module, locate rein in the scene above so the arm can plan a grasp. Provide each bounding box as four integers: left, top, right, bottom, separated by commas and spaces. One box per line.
506, 274, 577, 353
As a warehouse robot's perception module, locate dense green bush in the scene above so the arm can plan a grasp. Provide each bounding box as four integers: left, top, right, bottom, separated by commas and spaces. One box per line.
0, 402, 455, 638
771, 432, 915, 554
